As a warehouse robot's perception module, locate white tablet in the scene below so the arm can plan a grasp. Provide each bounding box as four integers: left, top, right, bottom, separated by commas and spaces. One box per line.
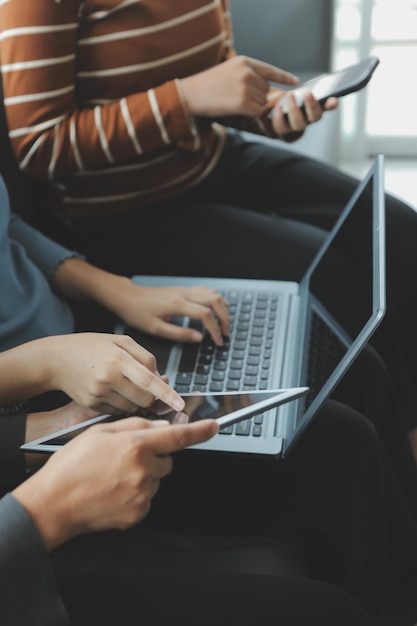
21, 387, 308, 453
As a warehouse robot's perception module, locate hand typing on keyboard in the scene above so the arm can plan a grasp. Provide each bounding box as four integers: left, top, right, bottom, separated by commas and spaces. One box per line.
109, 281, 230, 346
175, 290, 277, 395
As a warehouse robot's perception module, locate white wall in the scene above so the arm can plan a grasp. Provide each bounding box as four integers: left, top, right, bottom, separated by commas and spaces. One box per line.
229, 0, 340, 165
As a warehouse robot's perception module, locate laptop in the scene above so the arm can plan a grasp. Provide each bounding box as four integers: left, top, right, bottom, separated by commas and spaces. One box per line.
115, 155, 386, 458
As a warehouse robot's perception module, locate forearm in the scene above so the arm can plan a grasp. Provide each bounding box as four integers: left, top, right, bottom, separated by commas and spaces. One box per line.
0, 338, 62, 405
0, 493, 70, 625
51, 256, 131, 308
12, 473, 73, 552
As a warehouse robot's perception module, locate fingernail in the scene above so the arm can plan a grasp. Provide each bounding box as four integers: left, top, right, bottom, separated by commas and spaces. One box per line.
172, 411, 189, 424
190, 331, 203, 342
150, 419, 170, 427
172, 397, 185, 411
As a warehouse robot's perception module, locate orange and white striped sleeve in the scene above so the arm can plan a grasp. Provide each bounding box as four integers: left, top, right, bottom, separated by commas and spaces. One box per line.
0, 0, 196, 183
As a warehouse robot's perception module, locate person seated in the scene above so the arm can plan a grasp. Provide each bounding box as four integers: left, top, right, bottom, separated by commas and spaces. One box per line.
2, 0, 416, 467
0, 402, 219, 626
0, 170, 230, 422
1, 340, 416, 626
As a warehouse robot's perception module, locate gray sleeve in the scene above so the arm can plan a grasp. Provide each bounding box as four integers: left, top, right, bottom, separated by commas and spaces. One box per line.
0, 493, 70, 626
8, 211, 84, 278
0, 408, 28, 493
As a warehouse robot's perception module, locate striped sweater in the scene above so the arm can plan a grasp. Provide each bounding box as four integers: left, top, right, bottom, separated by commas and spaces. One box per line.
0, 0, 283, 219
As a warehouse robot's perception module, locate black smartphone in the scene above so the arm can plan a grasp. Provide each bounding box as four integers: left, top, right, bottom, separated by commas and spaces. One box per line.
277, 55, 380, 114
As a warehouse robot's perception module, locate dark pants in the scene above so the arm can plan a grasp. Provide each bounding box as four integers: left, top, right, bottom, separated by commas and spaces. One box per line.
38, 134, 417, 623
52, 404, 417, 626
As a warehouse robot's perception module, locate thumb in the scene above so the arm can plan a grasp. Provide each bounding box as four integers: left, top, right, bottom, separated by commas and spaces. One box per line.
141, 419, 219, 455
101, 416, 166, 433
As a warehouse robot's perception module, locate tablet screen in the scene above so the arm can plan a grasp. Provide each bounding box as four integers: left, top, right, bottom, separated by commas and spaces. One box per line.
21, 388, 308, 453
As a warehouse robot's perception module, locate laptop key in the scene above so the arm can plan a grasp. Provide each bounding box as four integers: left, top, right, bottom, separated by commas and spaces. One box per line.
195, 374, 209, 385
209, 381, 223, 392
235, 420, 252, 436
176, 372, 192, 385
170, 290, 278, 413
192, 384, 208, 392
178, 344, 199, 372
175, 385, 191, 394
252, 425, 263, 437
219, 425, 233, 435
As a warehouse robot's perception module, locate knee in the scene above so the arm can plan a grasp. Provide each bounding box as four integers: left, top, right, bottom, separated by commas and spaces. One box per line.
309, 399, 380, 459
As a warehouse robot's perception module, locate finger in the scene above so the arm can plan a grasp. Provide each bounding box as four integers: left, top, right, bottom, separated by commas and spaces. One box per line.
112, 336, 184, 408
250, 57, 299, 86
284, 93, 309, 132
323, 96, 339, 111
89, 384, 155, 415
151, 302, 224, 346
149, 419, 172, 427
140, 419, 219, 455
250, 87, 269, 108
189, 288, 230, 336
303, 92, 324, 123
186, 314, 224, 346
185, 302, 224, 345
186, 287, 230, 336
113, 335, 158, 371
92, 386, 151, 415
116, 358, 185, 411
100, 416, 165, 433
208, 297, 230, 337
146, 397, 180, 419
246, 72, 270, 107
271, 102, 293, 134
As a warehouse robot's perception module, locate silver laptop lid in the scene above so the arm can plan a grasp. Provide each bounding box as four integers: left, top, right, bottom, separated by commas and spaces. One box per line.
283, 154, 386, 455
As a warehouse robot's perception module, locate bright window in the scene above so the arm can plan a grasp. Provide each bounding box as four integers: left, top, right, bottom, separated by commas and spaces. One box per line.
332, 0, 417, 158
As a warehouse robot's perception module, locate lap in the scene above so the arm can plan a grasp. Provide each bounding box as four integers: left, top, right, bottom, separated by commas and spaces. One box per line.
55, 539, 374, 626
51, 401, 417, 625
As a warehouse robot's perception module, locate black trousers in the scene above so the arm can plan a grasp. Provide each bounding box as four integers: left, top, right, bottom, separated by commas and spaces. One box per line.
52, 403, 417, 626
37, 132, 417, 623
59, 564, 375, 626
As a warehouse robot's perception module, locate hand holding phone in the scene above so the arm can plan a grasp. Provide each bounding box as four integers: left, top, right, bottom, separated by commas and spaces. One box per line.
275, 56, 380, 115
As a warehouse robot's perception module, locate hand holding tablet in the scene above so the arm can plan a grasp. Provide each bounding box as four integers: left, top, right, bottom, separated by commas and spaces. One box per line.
21, 388, 309, 453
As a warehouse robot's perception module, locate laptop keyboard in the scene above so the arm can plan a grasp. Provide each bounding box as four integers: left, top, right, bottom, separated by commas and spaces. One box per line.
305, 311, 347, 409
174, 290, 278, 393
174, 290, 279, 437
125, 291, 348, 438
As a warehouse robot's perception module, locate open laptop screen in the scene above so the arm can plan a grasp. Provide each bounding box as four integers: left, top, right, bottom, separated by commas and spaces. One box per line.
309, 173, 377, 339
291, 156, 386, 448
